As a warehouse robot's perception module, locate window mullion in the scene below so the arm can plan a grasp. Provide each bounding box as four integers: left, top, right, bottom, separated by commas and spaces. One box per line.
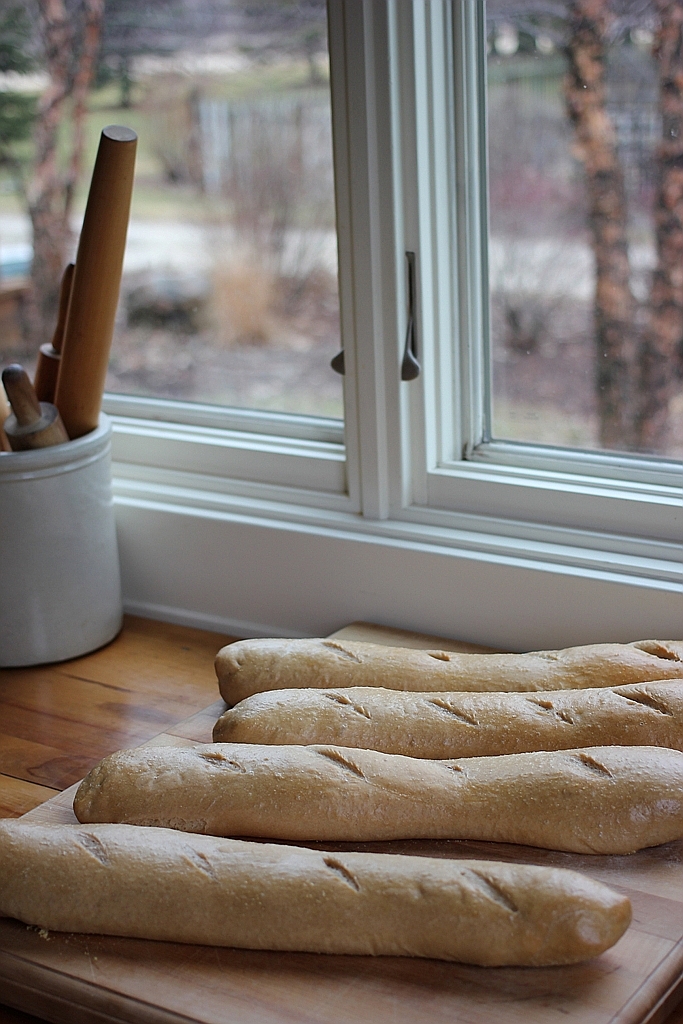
452, 0, 490, 460
393, 0, 460, 510
423, 0, 460, 471
326, 0, 360, 511
335, 0, 401, 520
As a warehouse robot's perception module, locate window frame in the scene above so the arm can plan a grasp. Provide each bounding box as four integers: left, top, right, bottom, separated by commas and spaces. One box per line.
106, 0, 682, 645
373, 0, 681, 552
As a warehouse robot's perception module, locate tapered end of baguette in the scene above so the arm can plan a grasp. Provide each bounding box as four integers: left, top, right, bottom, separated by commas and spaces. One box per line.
73, 759, 107, 823
632, 640, 683, 661
215, 638, 288, 705
212, 709, 237, 742
214, 641, 243, 705
214, 638, 325, 705
515, 867, 632, 966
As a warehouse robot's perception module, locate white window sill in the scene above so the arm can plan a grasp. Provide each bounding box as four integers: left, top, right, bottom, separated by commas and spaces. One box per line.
110, 416, 682, 649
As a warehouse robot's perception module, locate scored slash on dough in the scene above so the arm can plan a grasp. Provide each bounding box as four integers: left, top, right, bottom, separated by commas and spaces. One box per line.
323, 856, 361, 891
321, 641, 363, 663
467, 869, 520, 915
197, 750, 246, 772
427, 698, 479, 726
316, 748, 368, 779
575, 753, 614, 778
182, 848, 219, 882
75, 832, 111, 867
526, 698, 577, 726
617, 691, 674, 716
323, 692, 372, 719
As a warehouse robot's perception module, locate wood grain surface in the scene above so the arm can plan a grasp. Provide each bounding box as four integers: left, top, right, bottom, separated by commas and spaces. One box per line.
1, 618, 683, 1024
0, 615, 232, 815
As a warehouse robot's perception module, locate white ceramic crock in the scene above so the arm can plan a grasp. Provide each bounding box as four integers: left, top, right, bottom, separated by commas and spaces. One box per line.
0, 414, 122, 666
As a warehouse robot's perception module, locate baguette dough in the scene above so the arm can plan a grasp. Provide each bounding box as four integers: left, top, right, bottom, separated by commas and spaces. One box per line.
212, 680, 683, 758
215, 638, 683, 705
0, 820, 631, 966
74, 742, 683, 854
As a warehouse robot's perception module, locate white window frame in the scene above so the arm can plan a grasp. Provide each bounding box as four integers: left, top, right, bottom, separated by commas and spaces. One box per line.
106, 0, 682, 648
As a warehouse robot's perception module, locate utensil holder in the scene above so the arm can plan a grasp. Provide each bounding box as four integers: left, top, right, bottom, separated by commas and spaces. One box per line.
0, 414, 122, 666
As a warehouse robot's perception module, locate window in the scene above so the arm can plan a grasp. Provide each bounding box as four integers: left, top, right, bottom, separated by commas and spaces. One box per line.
103, 1, 681, 647
486, 1, 683, 459
98, 1, 347, 499
104, 3, 343, 422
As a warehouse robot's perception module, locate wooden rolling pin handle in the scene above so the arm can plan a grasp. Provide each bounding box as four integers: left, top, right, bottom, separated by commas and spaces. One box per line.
34, 263, 75, 404
33, 344, 61, 404
55, 126, 137, 439
2, 364, 69, 451
2, 365, 42, 427
3, 402, 69, 452
51, 262, 75, 356
0, 382, 10, 452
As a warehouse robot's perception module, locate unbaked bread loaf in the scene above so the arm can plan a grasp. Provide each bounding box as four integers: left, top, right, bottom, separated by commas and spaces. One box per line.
214, 638, 683, 704
0, 820, 631, 966
74, 742, 683, 854
212, 680, 683, 758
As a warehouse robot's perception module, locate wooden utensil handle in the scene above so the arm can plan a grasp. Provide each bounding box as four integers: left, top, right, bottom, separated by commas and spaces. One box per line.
55, 126, 137, 439
0, 381, 10, 452
1, 364, 69, 451
34, 262, 76, 403
33, 343, 61, 404
2, 365, 42, 427
3, 402, 69, 452
51, 262, 75, 356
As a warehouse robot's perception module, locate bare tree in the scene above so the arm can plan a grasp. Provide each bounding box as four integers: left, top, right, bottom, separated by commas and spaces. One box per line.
228, 0, 327, 80
25, 0, 103, 347
96, 0, 188, 109
489, 0, 683, 453
636, 0, 683, 451
563, 0, 638, 449
0, 3, 38, 185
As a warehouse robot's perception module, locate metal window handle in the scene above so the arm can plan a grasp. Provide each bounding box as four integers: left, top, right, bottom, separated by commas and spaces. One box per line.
330, 349, 345, 375
401, 251, 420, 381
331, 252, 420, 380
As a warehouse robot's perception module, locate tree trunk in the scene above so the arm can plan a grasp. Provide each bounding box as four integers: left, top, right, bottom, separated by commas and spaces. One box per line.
26, 0, 73, 347
636, 0, 683, 453
65, 0, 105, 217
25, 0, 103, 348
119, 55, 133, 110
564, 0, 637, 451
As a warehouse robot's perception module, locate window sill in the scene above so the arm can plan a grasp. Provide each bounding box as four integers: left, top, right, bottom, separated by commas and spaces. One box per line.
108, 411, 348, 501
427, 460, 681, 544
112, 461, 682, 650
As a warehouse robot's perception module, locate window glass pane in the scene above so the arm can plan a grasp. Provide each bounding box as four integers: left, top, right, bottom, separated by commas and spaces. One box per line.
486, 0, 683, 457
112, 2, 341, 417
0, 1, 342, 421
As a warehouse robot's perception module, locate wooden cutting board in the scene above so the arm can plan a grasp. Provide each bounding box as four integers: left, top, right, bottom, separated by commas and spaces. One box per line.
1, 623, 683, 1024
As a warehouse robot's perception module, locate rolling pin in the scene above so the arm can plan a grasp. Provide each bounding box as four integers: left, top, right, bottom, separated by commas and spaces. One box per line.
2, 364, 69, 451
0, 379, 10, 452
33, 262, 74, 403
55, 125, 137, 439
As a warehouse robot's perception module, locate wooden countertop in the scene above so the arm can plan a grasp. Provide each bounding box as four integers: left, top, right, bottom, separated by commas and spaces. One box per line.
1, 616, 683, 1024
0, 615, 235, 1024
0, 615, 233, 820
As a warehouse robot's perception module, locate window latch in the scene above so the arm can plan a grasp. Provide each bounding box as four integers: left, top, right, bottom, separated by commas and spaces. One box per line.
401, 251, 420, 381
330, 349, 345, 375
331, 252, 420, 381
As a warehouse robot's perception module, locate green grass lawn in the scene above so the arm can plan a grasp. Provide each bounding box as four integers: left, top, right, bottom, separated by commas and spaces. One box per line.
0, 58, 330, 223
